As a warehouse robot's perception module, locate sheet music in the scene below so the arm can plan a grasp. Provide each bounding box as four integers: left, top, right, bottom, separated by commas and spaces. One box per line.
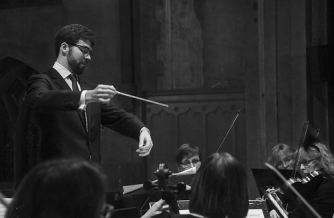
0, 198, 11, 218
123, 184, 143, 194
246, 209, 265, 218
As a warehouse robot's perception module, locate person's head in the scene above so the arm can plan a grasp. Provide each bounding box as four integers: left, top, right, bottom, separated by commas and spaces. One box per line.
5, 158, 108, 218
189, 152, 249, 218
267, 143, 295, 169
296, 142, 334, 177
175, 144, 201, 172
54, 24, 96, 75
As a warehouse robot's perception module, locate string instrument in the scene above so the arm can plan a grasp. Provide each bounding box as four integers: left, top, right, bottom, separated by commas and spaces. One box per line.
265, 121, 324, 217
264, 188, 288, 218
284, 170, 325, 201
144, 163, 186, 215
284, 121, 325, 199
265, 162, 322, 218
216, 110, 241, 153
291, 121, 309, 179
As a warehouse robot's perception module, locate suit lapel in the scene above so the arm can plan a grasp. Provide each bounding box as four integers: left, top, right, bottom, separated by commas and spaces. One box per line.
47, 68, 72, 91
47, 68, 87, 131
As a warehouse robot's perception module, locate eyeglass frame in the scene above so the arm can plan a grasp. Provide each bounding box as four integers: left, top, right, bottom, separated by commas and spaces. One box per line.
298, 159, 317, 168
180, 158, 201, 168
67, 42, 94, 57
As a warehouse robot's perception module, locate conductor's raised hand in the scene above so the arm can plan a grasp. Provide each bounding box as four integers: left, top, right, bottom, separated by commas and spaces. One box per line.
85, 85, 116, 104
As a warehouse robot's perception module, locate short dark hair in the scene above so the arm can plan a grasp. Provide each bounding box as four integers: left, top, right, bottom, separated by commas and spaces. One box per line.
189, 152, 249, 218
5, 158, 106, 218
54, 24, 96, 56
175, 144, 201, 166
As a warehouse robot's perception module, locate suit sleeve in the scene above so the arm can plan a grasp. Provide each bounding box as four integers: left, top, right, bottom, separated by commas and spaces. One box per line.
100, 99, 145, 141
26, 74, 82, 111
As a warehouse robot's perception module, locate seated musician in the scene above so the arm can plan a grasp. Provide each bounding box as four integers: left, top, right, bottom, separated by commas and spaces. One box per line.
6, 157, 166, 218
143, 152, 249, 218
5, 158, 113, 218
266, 143, 296, 217
267, 143, 295, 170
269, 142, 334, 218
175, 144, 202, 172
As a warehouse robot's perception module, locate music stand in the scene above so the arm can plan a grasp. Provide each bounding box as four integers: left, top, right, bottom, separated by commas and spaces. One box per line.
251, 168, 293, 197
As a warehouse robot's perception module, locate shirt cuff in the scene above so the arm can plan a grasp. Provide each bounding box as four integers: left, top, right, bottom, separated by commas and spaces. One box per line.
140, 127, 150, 135
78, 90, 87, 111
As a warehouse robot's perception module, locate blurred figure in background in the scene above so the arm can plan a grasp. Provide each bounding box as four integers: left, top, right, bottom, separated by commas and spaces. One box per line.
267, 143, 295, 170
5, 158, 111, 218
175, 144, 202, 172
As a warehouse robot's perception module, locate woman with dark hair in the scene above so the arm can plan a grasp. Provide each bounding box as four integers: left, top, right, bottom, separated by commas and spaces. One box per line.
188, 152, 249, 218
5, 158, 111, 218
175, 144, 202, 172
144, 152, 249, 218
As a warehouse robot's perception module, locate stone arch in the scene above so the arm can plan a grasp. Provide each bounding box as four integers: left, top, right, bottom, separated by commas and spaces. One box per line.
0, 56, 38, 194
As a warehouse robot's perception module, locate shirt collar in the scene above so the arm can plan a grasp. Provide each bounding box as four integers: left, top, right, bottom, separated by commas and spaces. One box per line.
53, 62, 72, 79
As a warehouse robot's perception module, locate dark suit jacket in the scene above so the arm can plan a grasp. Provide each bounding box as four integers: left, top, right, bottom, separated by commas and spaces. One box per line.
25, 68, 145, 162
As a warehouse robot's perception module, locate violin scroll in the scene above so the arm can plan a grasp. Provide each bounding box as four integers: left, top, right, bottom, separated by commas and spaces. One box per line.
144, 163, 185, 215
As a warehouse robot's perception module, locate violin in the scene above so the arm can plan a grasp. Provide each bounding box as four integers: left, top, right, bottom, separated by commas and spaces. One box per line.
265, 162, 322, 218
287, 170, 323, 185
284, 170, 325, 200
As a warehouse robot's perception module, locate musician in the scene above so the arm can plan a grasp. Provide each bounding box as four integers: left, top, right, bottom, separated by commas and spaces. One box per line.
267, 143, 295, 170
5, 158, 112, 218
175, 144, 202, 172
25, 24, 153, 164
270, 142, 334, 218
145, 152, 249, 218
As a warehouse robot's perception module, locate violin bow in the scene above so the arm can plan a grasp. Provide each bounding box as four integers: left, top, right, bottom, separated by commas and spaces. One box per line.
265, 163, 322, 218
291, 121, 309, 178
216, 110, 241, 153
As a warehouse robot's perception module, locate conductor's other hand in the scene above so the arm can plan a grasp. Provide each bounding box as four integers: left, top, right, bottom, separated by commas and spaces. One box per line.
137, 127, 153, 157
141, 199, 165, 218
85, 85, 116, 104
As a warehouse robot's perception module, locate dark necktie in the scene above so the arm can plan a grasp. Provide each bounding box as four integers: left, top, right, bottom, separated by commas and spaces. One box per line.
69, 74, 79, 91
68, 74, 87, 130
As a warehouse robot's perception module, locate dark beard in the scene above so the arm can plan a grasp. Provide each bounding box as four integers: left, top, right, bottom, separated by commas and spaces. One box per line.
68, 50, 85, 75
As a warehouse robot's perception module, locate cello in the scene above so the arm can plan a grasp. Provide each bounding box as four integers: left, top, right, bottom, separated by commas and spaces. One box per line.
144, 163, 187, 216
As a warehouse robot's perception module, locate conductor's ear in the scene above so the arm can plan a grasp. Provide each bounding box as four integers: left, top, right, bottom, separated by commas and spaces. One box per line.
60, 42, 69, 56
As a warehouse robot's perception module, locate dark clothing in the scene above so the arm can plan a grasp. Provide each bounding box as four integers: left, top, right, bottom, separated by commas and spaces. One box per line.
25, 68, 145, 162
154, 213, 207, 218
172, 215, 205, 218
288, 174, 334, 218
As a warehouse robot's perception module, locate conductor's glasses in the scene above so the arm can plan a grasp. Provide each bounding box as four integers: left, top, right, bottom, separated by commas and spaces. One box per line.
68, 43, 94, 58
